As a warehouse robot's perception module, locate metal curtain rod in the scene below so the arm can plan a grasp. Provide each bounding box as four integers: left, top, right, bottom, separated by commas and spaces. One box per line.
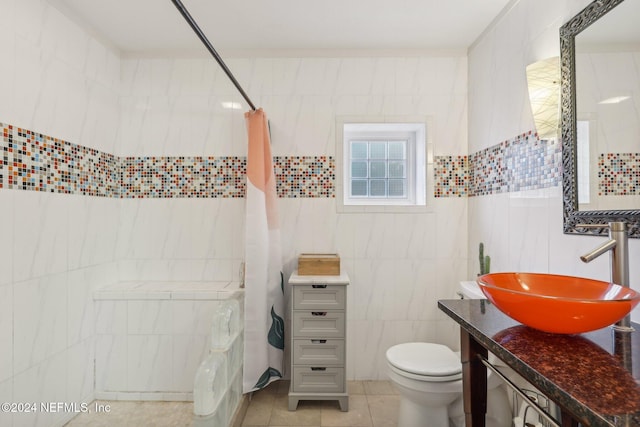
170, 0, 257, 111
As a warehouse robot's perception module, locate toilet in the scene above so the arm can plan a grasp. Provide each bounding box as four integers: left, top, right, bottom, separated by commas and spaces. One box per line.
385, 282, 512, 427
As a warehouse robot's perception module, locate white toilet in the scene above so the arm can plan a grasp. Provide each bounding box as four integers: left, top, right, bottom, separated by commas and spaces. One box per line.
386, 342, 464, 427
385, 282, 512, 427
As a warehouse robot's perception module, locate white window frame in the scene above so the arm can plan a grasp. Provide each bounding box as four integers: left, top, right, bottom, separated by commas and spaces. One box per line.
336, 118, 429, 213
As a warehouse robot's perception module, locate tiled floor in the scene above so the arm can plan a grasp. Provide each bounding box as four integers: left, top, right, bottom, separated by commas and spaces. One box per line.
64, 380, 399, 427
242, 380, 400, 427
64, 400, 193, 426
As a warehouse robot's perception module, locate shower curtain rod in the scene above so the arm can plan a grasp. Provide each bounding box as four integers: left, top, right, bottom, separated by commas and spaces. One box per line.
170, 0, 257, 111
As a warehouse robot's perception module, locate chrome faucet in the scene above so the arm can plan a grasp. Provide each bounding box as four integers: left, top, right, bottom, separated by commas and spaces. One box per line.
579, 221, 632, 331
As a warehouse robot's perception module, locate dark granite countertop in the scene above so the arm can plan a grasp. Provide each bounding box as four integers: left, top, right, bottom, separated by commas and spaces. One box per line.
438, 298, 640, 427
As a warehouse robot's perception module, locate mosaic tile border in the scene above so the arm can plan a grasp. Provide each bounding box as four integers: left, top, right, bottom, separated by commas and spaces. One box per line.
274, 156, 335, 198
470, 132, 563, 196
433, 132, 563, 198
1, 124, 119, 196
120, 156, 247, 198
3, 122, 636, 200
434, 155, 469, 197
0, 122, 335, 198
598, 153, 640, 196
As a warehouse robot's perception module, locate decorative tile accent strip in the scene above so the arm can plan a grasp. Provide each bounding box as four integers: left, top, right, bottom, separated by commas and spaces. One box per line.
469, 132, 562, 197
0, 122, 335, 198
120, 156, 247, 198
0, 128, 4, 190
0, 122, 593, 200
502, 133, 562, 192
470, 143, 505, 196
273, 156, 335, 198
598, 153, 640, 196
1, 123, 119, 196
434, 155, 469, 197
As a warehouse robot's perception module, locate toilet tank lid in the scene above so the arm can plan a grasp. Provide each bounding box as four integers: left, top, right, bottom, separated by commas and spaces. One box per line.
386, 342, 461, 377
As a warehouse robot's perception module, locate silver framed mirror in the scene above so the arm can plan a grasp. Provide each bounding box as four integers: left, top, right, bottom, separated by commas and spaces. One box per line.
560, 0, 640, 238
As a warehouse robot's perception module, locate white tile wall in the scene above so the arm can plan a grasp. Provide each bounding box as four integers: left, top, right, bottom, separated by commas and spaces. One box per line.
173, 335, 209, 391
13, 274, 68, 374
1, 2, 122, 425
67, 264, 118, 346
0, 378, 12, 427
10, 3, 119, 152
68, 196, 119, 271
0, 0, 15, 124
95, 334, 128, 391
0, 283, 13, 383
66, 338, 96, 404
5, 192, 119, 426
0, 191, 13, 287
115, 198, 245, 283
127, 335, 174, 391
94, 294, 241, 395
12, 192, 69, 283
117, 56, 468, 158
13, 351, 69, 427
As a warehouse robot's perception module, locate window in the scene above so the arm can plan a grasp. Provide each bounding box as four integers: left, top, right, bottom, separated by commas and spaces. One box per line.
342, 122, 426, 206
350, 140, 407, 198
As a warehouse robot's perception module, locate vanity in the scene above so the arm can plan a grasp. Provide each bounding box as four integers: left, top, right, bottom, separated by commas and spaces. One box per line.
438, 298, 640, 426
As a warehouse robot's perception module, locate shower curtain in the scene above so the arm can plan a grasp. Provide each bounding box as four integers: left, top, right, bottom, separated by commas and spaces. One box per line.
243, 108, 284, 393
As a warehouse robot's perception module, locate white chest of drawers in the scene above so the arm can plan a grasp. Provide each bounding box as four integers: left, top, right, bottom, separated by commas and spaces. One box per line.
288, 271, 349, 411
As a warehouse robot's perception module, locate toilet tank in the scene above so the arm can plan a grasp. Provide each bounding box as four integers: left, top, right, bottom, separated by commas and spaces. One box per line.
459, 281, 487, 300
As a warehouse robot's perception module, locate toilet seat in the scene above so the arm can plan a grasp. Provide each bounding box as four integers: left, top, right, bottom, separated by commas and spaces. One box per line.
386, 343, 462, 382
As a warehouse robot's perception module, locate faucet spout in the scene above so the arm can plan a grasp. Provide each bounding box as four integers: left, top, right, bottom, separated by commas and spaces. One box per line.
580, 239, 616, 263
577, 221, 632, 332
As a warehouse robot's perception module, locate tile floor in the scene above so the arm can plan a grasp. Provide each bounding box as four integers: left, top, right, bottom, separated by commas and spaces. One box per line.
64, 400, 193, 426
63, 380, 399, 427
242, 380, 400, 427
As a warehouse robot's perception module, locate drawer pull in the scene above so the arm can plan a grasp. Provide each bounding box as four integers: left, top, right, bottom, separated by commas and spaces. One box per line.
311, 339, 327, 344
311, 311, 328, 316
311, 367, 327, 371
312, 284, 327, 288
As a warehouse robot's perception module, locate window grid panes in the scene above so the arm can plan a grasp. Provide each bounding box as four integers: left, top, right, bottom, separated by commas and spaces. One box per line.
349, 140, 407, 198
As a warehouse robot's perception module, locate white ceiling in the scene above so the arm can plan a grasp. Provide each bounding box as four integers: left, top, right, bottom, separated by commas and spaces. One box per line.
48, 0, 515, 56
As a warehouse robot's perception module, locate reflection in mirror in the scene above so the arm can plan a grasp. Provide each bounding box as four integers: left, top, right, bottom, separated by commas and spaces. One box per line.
575, 0, 640, 212
560, 0, 640, 237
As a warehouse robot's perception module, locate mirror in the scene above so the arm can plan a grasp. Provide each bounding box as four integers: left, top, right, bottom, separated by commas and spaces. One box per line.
560, 0, 640, 237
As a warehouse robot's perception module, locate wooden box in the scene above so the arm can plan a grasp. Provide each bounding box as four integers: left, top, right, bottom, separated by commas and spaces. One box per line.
297, 253, 340, 276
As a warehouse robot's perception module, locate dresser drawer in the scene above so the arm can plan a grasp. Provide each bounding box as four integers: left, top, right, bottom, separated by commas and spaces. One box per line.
293, 339, 345, 366
292, 311, 345, 338
293, 285, 346, 310
291, 367, 345, 393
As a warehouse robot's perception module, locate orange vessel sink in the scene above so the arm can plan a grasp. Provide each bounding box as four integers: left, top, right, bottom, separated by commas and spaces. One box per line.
477, 273, 640, 334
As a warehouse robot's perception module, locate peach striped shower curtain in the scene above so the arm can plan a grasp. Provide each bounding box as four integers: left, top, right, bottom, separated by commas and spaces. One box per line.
243, 108, 284, 393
